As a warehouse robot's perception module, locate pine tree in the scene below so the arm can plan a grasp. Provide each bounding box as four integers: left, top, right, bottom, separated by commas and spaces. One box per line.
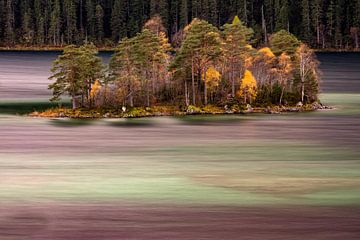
275, 0, 289, 31
4, 0, 16, 45
49, 0, 61, 45
0, 0, 4, 42
21, 8, 34, 44
86, 0, 95, 41
111, 0, 128, 42
301, 0, 311, 42
34, 0, 45, 44
95, 4, 104, 43
270, 30, 301, 55
64, 0, 77, 43
174, 19, 222, 105
311, 0, 322, 47
110, 37, 140, 107
49, 44, 103, 108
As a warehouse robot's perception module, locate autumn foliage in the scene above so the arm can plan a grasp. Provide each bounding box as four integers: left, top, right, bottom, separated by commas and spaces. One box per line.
49, 16, 320, 111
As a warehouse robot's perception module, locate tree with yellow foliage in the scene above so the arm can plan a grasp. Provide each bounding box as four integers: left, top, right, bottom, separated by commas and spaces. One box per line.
90, 80, 102, 106
246, 47, 276, 92
237, 70, 257, 104
203, 66, 221, 102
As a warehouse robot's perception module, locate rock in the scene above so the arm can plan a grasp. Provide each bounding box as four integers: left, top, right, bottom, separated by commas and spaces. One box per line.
103, 113, 111, 118
59, 112, 66, 118
288, 108, 300, 112
264, 106, 272, 114
311, 102, 324, 110
245, 104, 253, 113
296, 102, 303, 107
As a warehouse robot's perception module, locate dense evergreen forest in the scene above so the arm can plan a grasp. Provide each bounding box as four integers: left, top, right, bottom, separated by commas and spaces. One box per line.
0, 0, 359, 49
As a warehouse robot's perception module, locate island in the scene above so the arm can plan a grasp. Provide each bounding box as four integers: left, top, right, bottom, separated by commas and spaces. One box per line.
31, 16, 323, 119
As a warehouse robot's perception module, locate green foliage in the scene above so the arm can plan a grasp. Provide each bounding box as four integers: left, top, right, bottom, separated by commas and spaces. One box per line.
49, 43, 103, 108
270, 30, 301, 55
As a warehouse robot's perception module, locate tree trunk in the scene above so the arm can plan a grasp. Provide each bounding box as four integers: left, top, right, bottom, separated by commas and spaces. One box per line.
71, 93, 77, 109
301, 78, 305, 103
147, 82, 150, 107
261, 5, 268, 44
204, 68, 208, 105
280, 87, 285, 105
184, 80, 189, 106
191, 57, 196, 105
231, 63, 235, 97
129, 83, 134, 107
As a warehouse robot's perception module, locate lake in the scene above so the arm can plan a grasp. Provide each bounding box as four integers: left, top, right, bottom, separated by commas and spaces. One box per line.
0, 51, 359, 239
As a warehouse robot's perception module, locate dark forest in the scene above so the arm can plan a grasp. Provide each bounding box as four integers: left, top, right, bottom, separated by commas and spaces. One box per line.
0, 0, 359, 49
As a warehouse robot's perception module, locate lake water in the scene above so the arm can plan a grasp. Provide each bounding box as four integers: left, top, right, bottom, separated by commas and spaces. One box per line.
0, 51, 359, 239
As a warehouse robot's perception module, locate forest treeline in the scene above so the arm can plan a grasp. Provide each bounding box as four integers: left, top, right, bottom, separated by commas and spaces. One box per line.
48, 16, 319, 112
0, 0, 359, 49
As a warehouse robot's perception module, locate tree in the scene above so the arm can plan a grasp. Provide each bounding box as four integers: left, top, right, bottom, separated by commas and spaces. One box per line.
49, 44, 103, 109
203, 66, 221, 100
276, 52, 293, 105
63, 0, 77, 43
296, 44, 319, 103
237, 70, 257, 104
4, 0, 15, 45
49, 0, 61, 45
311, 0, 322, 47
22, 9, 34, 44
111, 0, 128, 42
95, 4, 104, 43
174, 19, 222, 105
246, 47, 277, 103
275, 0, 289, 32
222, 15, 253, 97
110, 37, 141, 107
301, 0, 311, 42
270, 30, 301, 55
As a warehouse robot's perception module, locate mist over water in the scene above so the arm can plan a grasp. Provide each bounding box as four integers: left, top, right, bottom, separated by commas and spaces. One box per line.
0, 51, 360, 239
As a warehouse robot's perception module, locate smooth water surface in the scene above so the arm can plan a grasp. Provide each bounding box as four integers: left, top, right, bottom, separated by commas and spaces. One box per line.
0, 51, 359, 239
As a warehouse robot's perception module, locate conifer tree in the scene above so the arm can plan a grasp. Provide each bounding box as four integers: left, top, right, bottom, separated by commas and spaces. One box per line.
111, 0, 128, 42
95, 4, 104, 43
49, 0, 61, 45
49, 44, 103, 108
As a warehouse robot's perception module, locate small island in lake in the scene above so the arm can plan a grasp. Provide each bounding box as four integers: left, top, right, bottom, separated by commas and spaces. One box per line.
32, 16, 323, 119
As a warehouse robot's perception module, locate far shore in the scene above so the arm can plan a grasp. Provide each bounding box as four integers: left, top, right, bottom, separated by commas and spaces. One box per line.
1, 45, 360, 53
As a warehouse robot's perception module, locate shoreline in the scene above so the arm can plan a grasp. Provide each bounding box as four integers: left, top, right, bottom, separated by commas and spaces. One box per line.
29, 103, 331, 119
